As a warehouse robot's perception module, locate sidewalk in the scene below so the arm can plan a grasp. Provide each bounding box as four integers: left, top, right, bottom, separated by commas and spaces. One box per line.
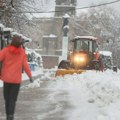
0, 80, 70, 120
0, 79, 45, 120
0, 69, 44, 120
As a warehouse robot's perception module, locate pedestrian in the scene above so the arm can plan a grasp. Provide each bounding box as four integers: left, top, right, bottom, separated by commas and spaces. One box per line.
0, 35, 33, 120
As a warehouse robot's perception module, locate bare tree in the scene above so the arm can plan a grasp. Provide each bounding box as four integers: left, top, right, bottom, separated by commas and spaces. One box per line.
0, 0, 50, 32
75, 6, 120, 67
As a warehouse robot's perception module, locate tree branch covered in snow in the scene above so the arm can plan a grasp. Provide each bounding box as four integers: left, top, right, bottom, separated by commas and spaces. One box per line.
76, 6, 120, 43
0, 0, 50, 32
75, 6, 120, 67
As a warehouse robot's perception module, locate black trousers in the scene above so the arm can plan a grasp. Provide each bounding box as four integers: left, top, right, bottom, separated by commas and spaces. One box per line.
3, 82, 20, 115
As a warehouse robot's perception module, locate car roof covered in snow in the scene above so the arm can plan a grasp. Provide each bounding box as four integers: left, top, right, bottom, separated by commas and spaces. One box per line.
72, 36, 98, 41
25, 48, 42, 59
99, 51, 112, 57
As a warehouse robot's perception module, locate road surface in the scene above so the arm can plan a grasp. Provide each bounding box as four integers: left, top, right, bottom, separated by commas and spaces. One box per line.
0, 79, 72, 120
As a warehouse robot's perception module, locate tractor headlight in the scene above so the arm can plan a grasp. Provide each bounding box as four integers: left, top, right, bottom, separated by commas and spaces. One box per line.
73, 54, 87, 65
74, 55, 85, 63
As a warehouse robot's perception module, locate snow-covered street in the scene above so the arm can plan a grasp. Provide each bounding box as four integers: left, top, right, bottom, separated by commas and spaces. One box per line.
1, 69, 120, 120
46, 70, 120, 120
1, 0, 120, 120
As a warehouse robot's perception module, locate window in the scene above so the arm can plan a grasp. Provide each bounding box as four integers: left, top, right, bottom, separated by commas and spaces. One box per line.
74, 39, 93, 52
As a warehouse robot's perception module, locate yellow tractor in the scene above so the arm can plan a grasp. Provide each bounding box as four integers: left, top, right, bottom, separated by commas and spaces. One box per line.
56, 36, 103, 76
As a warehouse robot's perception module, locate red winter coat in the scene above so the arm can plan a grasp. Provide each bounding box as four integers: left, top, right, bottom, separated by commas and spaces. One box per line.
0, 45, 32, 84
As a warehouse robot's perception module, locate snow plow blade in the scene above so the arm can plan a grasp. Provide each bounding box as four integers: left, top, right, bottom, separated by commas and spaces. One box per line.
55, 69, 86, 76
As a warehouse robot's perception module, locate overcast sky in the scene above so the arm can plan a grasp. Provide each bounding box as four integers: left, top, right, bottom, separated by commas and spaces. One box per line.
76, 0, 120, 15
33, 0, 120, 18
76, 0, 120, 11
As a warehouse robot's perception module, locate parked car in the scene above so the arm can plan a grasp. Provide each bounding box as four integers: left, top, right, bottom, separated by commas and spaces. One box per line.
25, 48, 43, 71
99, 51, 117, 72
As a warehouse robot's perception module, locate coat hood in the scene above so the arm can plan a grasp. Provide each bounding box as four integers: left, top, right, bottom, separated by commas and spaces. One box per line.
8, 45, 22, 54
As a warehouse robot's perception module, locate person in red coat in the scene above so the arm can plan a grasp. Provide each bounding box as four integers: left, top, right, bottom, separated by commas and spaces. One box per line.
0, 35, 33, 120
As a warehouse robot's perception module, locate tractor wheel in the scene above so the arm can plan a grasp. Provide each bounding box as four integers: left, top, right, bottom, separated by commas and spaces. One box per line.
58, 60, 70, 69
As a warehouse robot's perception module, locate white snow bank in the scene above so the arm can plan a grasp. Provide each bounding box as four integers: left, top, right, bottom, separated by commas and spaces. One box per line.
75, 36, 97, 40
49, 70, 120, 120
23, 78, 41, 89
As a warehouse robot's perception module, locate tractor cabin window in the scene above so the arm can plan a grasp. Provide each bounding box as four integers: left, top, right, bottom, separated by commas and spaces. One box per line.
74, 39, 93, 53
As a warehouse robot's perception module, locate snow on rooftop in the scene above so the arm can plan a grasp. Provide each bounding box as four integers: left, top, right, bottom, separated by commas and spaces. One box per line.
75, 36, 98, 40
3, 27, 13, 32
43, 34, 57, 38
99, 51, 112, 57
11, 32, 23, 37
49, 34, 57, 38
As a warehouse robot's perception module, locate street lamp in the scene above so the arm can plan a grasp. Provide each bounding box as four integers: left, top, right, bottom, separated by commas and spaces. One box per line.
62, 14, 70, 36
60, 14, 70, 62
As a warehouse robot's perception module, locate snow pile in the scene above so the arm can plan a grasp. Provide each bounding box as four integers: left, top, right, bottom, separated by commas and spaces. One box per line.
1, 68, 120, 119
52, 70, 120, 120
22, 68, 43, 81
24, 78, 41, 89
41, 67, 58, 81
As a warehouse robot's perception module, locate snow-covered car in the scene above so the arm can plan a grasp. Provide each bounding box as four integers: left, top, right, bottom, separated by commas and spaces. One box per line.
25, 48, 43, 71
99, 51, 117, 72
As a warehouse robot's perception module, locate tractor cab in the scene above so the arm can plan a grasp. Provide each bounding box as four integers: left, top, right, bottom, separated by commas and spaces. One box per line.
71, 36, 98, 54
56, 36, 102, 76
69, 36, 99, 69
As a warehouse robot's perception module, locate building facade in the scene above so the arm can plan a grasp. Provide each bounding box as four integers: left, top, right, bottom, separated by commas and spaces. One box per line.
28, 0, 76, 56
